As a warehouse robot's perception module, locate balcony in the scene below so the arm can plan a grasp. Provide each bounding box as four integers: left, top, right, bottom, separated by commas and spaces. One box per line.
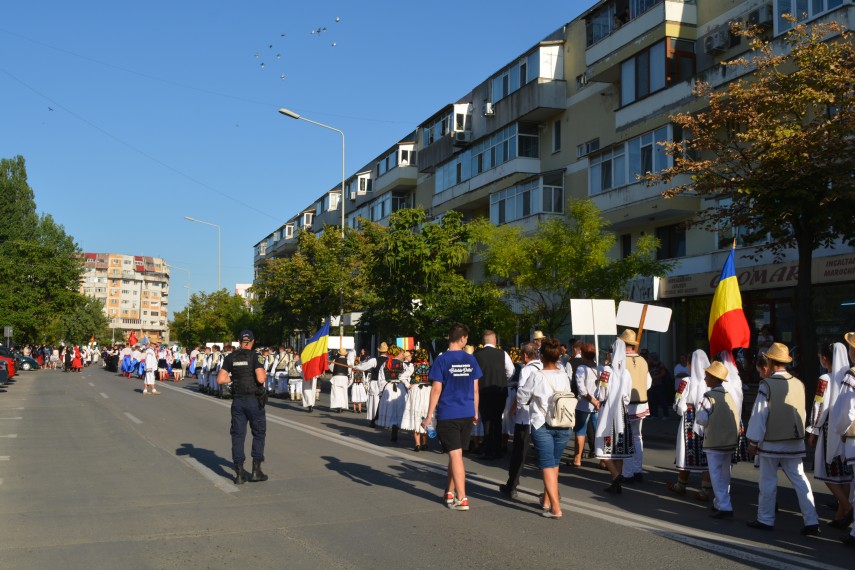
418, 135, 454, 173
373, 164, 418, 194
586, 1, 697, 80
590, 177, 698, 230
615, 79, 693, 130
488, 79, 567, 131
432, 156, 540, 212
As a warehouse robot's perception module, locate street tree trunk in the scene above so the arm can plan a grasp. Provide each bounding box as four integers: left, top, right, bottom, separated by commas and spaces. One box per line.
795, 232, 818, 402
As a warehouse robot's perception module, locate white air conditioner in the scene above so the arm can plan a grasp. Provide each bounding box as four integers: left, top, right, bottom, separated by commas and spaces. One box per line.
350, 191, 357, 201
747, 4, 773, 27
482, 102, 495, 116
453, 131, 472, 145
704, 30, 728, 54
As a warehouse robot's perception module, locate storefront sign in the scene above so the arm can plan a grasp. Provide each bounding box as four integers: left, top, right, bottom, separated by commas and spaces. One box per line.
659, 252, 855, 299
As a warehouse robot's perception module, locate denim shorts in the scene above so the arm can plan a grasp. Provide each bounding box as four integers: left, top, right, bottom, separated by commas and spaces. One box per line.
531, 424, 572, 469
574, 410, 598, 436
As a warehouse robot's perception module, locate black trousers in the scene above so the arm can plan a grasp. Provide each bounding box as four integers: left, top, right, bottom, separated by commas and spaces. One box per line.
479, 385, 504, 455
505, 422, 531, 490
230, 396, 266, 464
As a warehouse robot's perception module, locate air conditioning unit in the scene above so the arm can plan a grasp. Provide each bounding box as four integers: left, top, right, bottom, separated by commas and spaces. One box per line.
704, 30, 728, 54
350, 191, 357, 201
482, 102, 495, 116
747, 4, 773, 27
452, 131, 472, 145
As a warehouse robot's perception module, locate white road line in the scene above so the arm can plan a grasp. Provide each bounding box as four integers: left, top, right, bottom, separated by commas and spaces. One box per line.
88, 383, 95, 387
99, 393, 109, 399
159, 384, 839, 570
0, 434, 18, 438
183, 457, 238, 494
124, 412, 143, 425
0, 456, 9, 461
0, 417, 22, 420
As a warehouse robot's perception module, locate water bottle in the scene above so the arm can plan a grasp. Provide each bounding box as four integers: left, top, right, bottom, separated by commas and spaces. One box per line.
423, 416, 437, 439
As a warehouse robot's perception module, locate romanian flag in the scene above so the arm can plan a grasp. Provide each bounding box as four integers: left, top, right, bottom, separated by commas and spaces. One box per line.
128, 331, 138, 346
396, 337, 414, 350
708, 248, 751, 356
301, 318, 330, 380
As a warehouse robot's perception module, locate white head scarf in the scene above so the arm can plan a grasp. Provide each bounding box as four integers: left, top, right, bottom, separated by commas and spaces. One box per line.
685, 349, 710, 408
595, 339, 629, 438
719, 350, 744, 412
825, 342, 850, 459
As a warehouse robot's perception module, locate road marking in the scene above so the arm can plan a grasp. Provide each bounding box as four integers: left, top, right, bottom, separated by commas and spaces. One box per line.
0, 434, 18, 438
88, 383, 95, 387
159, 383, 839, 570
0, 417, 22, 420
124, 412, 143, 425
0, 456, 9, 461
183, 457, 238, 494
99, 393, 109, 399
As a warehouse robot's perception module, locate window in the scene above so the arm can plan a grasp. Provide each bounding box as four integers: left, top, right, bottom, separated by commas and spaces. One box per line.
621, 40, 666, 106
621, 234, 632, 258
776, 0, 843, 34
655, 223, 686, 259
577, 138, 600, 158
489, 174, 564, 225
490, 52, 542, 104
552, 120, 561, 153
589, 125, 672, 195
359, 176, 372, 193
285, 225, 294, 239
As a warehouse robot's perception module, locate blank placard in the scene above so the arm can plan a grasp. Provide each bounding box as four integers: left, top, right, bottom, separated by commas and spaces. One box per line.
571, 299, 617, 335
616, 301, 672, 332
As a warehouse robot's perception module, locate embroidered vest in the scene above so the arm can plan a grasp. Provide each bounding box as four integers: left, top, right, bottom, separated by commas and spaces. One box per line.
627, 354, 649, 404
702, 389, 739, 450
845, 369, 855, 439
762, 373, 806, 442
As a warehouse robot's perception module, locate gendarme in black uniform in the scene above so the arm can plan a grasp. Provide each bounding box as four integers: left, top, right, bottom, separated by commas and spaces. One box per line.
219, 330, 267, 484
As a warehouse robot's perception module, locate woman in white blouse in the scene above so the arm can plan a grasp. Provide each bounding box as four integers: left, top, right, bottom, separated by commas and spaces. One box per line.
571, 342, 600, 467
517, 338, 573, 519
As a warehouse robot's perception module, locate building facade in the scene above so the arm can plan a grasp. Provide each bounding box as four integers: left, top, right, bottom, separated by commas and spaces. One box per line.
80, 253, 170, 344
254, 0, 855, 365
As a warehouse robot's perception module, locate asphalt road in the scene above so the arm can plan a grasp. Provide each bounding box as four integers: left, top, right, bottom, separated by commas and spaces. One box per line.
0, 368, 850, 569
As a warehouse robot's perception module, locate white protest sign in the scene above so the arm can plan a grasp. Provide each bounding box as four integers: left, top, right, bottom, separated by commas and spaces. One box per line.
570, 299, 617, 335
616, 301, 672, 344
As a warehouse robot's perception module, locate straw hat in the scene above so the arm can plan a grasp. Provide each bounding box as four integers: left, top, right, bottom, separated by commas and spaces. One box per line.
845, 332, 855, 351
704, 361, 729, 382
532, 330, 546, 341
764, 342, 792, 364
378, 342, 389, 353
338, 347, 347, 356
618, 329, 639, 346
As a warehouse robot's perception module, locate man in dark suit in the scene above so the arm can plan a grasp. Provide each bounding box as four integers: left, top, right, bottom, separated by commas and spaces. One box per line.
474, 330, 514, 459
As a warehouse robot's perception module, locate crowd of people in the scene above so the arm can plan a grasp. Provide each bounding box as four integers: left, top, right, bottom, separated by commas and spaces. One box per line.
93, 327, 855, 547
15, 344, 101, 371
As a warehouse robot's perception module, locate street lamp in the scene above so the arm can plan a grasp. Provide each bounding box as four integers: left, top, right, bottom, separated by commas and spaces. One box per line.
182, 285, 192, 327
183, 217, 221, 291
278, 107, 347, 342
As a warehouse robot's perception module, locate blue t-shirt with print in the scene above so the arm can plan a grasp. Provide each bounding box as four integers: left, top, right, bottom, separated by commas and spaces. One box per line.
429, 350, 482, 421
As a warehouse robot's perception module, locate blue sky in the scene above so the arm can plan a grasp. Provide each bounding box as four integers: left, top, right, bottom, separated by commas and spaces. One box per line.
1, 0, 586, 317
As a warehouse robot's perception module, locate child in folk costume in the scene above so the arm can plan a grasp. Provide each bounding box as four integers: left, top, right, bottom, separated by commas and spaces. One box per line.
595, 338, 635, 494
807, 342, 853, 527
377, 347, 411, 442
666, 349, 711, 497
831, 332, 855, 548
694, 361, 740, 518
402, 355, 432, 451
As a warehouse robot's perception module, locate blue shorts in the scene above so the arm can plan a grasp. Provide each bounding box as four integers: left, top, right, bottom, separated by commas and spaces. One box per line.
574, 410, 598, 436
531, 424, 572, 469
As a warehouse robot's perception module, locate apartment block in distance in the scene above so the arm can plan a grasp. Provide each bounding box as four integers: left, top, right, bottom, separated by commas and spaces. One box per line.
80, 253, 170, 343
254, 0, 855, 365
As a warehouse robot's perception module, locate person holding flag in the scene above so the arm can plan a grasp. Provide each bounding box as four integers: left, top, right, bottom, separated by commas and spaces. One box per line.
301, 319, 330, 413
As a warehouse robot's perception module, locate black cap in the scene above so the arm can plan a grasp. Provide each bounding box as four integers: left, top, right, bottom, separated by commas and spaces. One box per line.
239, 330, 254, 342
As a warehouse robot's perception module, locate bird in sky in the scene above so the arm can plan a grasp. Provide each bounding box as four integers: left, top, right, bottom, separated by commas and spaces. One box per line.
335, 16, 341, 22
255, 51, 259, 59
260, 62, 265, 69
280, 74, 285, 80
48, 106, 53, 111
331, 42, 337, 47
276, 53, 281, 59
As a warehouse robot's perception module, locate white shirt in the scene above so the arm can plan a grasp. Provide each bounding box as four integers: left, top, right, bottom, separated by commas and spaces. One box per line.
513, 359, 542, 426
575, 364, 599, 413
517, 367, 572, 431
746, 372, 805, 458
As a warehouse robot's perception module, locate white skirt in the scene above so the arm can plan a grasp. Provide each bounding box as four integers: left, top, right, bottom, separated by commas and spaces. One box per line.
401, 383, 431, 433
814, 422, 854, 482
350, 381, 368, 403
366, 380, 380, 420
377, 382, 408, 428
302, 378, 317, 407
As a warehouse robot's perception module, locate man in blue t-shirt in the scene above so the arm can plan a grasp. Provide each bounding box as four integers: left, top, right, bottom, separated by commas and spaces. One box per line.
422, 323, 482, 511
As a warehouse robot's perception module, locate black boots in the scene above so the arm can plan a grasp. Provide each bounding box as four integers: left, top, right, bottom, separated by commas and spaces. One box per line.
604, 475, 623, 494
234, 462, 246, 485
391, 426, 399, 442
251, 459, 268, 482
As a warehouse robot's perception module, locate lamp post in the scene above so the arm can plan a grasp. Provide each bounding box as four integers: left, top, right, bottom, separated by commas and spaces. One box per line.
183, 216, 221, 291
278, 107, 347, 342
182, 285, 192, 328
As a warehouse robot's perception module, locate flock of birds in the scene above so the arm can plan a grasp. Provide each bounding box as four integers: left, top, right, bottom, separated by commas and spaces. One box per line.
256, 16, 342, 81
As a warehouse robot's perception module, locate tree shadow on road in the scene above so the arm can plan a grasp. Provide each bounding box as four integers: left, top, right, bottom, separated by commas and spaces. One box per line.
176, 443, 233, 479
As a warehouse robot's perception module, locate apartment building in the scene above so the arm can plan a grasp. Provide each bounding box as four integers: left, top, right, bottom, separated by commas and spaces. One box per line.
80, 253, 170, 343
254, 0, 855, 362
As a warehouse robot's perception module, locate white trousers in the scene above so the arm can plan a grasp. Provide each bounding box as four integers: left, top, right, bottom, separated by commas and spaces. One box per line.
144, 370, 156, 386
756, 455, 818, 526
705, 450, 733, 512
622, 418, 644, 477
289, 377, 302, 398
366, 380, 380, 420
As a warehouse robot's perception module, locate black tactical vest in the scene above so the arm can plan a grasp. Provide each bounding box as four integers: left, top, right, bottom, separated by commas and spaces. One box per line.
230, 349, 258, 396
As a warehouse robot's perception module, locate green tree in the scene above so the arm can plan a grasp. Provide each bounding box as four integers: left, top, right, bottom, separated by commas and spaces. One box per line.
0, 156, 86, 343
50, 295, 109, 345
169, 290, 253, 346
470, 199, 671, 336
360, 209, 515, 352
645, 21, 855, 385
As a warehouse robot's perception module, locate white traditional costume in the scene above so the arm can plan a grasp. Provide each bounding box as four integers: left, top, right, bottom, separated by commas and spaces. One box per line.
401, 361, 431, 433
377, 359, 410, 429
808, 343, 853, 483
673, 350, 709, 472
595, 339, 634, 459
328, 351, 350, 412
